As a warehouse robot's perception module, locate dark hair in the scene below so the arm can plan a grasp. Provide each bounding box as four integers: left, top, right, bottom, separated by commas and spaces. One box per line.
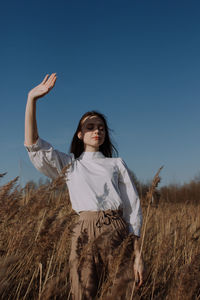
69, 110, 118, 158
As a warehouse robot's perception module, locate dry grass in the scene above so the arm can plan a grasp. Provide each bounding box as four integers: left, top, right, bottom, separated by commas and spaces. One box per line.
0, 171, 200, 299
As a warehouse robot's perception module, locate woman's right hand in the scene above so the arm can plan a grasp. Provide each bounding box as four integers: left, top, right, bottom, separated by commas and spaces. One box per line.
28, 73, 57, 101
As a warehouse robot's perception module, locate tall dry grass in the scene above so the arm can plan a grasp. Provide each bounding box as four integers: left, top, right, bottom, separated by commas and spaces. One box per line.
0, 171, 200, 299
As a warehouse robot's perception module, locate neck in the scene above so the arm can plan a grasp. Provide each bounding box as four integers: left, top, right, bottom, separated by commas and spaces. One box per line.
84, 145, 99, 152
79, 150, 105, 160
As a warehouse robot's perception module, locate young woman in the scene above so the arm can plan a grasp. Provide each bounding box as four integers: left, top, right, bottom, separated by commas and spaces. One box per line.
24, 73, 144, 299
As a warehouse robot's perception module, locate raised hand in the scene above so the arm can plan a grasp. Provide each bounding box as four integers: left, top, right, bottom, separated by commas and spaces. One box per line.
28, 73, 57, 101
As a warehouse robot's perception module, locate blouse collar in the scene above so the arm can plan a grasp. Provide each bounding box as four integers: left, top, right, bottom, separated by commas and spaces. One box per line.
79, 151, 105, 160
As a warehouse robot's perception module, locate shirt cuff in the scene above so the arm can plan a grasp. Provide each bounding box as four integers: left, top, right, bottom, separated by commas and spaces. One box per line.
24, 137, 42, 152
128, 224, 141, 237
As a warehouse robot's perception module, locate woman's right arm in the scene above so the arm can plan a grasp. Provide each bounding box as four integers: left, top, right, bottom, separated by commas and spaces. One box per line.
24, 73, 57, 146
24, 73, 74, 180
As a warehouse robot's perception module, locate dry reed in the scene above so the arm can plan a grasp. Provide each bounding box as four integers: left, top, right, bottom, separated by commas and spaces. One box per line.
0, 170, 200, 299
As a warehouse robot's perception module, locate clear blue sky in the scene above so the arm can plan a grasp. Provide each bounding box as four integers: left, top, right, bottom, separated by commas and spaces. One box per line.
0, 0, 200, 188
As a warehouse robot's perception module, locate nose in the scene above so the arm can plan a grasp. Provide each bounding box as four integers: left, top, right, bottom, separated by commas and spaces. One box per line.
94, 126, 100, 134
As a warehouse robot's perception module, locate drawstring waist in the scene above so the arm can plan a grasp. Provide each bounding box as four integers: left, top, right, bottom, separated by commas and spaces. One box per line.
78, 209, 123, 228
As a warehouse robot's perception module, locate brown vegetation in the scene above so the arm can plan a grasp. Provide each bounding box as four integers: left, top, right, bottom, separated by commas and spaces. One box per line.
0, 171, 200, 299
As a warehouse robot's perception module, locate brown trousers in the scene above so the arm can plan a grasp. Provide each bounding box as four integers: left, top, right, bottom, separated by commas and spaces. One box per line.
69, 209, 136, 300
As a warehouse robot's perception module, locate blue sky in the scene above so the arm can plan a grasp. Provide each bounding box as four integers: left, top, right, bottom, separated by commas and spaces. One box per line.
0, 0, 200, 188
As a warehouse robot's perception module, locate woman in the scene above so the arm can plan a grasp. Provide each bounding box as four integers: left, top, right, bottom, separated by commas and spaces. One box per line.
24, 73, 144, 299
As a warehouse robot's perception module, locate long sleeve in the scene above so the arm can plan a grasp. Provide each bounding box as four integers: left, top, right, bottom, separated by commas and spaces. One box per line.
117, 157, 142, 237
24, 137, 74, 179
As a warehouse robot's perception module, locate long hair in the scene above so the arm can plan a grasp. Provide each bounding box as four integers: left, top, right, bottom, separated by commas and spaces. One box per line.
69, 111, 118, 158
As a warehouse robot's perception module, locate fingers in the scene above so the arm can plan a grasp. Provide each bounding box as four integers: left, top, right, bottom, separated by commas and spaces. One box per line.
134, 268, 138, 283
46, 73, 57, 89
41, 74, 49, 84
134, 268, 143, 288
41, 73, 57, 86
48, 73, 57, 87
137, 272, 143, 288
134, 254, 144, 289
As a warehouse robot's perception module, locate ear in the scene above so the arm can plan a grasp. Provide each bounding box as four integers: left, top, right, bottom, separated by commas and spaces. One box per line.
77, 131, 82, 140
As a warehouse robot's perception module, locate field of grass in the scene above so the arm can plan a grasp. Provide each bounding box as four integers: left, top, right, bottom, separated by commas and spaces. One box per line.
0, 172, 200, 299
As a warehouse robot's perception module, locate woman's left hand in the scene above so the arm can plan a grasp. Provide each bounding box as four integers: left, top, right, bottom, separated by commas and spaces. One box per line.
133, 252, 144, 288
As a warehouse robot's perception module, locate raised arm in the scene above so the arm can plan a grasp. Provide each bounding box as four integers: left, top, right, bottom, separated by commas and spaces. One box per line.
24, 73, 57, 146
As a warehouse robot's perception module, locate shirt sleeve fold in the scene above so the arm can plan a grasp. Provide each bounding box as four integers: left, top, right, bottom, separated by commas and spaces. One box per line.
24, 137, 74, 179
117, 157, 142, 237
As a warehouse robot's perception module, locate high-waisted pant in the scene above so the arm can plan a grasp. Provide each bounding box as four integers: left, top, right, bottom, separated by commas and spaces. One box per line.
69, 209, 135, 300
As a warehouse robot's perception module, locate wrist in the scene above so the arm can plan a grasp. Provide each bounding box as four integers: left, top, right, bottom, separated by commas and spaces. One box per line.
134, 249, 141, 256
27, 93, 37, 103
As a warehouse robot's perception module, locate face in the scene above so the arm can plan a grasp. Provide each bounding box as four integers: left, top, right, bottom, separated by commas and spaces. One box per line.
77, 115, 106, 152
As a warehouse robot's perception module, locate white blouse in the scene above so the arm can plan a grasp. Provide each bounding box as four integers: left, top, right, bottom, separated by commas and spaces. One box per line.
24, 137, 142, 237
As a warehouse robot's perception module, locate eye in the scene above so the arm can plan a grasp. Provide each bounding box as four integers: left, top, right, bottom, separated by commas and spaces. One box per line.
85, 123, 105, 131
86, 124, 94, 130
